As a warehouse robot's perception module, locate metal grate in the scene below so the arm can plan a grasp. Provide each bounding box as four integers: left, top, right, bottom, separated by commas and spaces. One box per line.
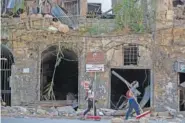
123, 44, 139, 65
1, 54, 13, 106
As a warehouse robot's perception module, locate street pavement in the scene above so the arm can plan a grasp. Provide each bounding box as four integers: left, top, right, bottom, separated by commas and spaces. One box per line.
2, 117, 185, 123
1, 117, 111, 123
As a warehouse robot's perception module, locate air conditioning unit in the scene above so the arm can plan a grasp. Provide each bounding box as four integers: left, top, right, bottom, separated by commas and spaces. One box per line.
174, 60, 185, 73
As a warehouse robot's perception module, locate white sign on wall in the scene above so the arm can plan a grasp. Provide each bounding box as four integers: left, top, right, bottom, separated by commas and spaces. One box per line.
86, 64, 104, 72
23, 68, 30, 73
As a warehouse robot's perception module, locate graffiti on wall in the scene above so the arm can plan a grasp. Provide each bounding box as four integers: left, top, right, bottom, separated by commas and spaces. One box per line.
96, 84, 106, 100
98, 84, 106, 94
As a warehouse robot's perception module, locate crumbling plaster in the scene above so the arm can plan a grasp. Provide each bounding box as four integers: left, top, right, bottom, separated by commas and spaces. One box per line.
8, 24, 153, 107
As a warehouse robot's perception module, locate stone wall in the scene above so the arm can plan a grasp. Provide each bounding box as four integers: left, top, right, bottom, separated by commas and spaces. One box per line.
154, 27, 185, 111
9, 29, 84, 105
156, 0, 174, 29
154, 0, 185, 111
5, 22, 153, 107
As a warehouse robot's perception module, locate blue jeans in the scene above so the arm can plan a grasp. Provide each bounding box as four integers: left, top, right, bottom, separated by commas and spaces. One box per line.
125, 98, 140, 120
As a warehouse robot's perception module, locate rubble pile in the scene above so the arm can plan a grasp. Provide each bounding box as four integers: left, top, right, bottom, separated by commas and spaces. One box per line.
51, 21, 69, 33
1, 106, 78, 118
19, 12, 70, 34
1, 106, 185, 122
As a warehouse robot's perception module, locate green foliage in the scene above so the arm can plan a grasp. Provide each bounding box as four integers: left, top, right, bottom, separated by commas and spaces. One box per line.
79, 22, 113, 36
87, 24, 108, 35
113, 0, 145, 33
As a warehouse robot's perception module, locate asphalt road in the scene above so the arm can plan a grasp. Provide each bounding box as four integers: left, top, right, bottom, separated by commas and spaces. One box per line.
2, 117, 185, 123
1, 117, 111, 123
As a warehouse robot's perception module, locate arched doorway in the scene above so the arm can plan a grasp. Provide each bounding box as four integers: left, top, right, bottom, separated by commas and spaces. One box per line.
1, 44, 14, 106
40, 45, 78, 103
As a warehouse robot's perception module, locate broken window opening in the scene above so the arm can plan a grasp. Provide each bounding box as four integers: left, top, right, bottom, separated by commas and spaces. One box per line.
111, 68, 151, 110
179, 72, 185, 111
123, 44, 139, 66
1, 44, 14, 106
87, 3, 102, 18
40, 46, 78, 104
173, 0, 185, 7
64, 1, 79, 15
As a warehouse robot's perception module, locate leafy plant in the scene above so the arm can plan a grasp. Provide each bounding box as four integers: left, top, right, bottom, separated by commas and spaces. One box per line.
113, 0, 145, 33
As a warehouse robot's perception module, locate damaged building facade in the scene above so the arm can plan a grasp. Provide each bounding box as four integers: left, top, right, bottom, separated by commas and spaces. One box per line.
1, 0, 185, 112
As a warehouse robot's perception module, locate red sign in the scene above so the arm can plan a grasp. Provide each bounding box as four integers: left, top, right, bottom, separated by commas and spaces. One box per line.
86, 52, 105, 64
81, 81, 90, 90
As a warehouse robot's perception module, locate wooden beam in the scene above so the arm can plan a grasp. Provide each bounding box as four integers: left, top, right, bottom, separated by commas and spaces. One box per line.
111, 70, 141, 95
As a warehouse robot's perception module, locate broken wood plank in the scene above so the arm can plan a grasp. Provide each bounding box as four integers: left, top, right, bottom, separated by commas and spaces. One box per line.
112, 71, 141, 95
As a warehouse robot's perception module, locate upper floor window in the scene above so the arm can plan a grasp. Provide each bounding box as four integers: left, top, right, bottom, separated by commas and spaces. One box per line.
123, 44, 139, 65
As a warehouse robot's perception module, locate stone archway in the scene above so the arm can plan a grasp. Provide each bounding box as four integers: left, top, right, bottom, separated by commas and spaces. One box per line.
40, 45, 78, 103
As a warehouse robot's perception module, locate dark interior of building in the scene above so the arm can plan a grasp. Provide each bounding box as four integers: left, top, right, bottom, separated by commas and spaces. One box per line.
111, 68, 150, 109
179, 72, 185, 111
41, 46, 78, 100
1, 44, 14, 106
173, 0, 185, 7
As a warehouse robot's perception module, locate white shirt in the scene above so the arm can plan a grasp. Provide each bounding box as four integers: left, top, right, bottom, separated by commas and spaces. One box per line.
88, 90, 94, 99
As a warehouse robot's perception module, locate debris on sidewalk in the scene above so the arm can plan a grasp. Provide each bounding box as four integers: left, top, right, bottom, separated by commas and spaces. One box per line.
100, 108, 116, 116
46, 107, 58, 116
139, 118, 149, 123
156, 111, 173, 119
57, 106, 76, 116
36, 107, 47, 115
1, 105, 185, 123
164, 106, 177, 117
111, 117, 123, 123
